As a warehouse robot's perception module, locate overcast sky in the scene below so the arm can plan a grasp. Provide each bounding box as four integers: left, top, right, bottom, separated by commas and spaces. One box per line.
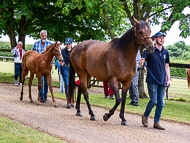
0, 7, 189, 46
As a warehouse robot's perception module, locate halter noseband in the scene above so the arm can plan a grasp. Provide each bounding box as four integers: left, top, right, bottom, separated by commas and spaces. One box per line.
134, 26, 151, 47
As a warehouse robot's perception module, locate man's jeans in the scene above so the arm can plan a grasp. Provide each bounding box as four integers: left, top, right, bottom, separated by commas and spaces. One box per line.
15, 63, 22, 83
40, 76, 48, 99
144, 83, 165, 122
62, 66, 69, 97
129, 71, 139, 103
59, 72, 64, 93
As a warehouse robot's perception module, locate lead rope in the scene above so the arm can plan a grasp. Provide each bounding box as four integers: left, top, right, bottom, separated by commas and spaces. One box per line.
144, 63, 170, 87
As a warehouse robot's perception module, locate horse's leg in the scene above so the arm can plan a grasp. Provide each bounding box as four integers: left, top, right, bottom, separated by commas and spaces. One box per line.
103, 79, 121, 121
28, 73, 34, 103
46, 74, 58, 107
119, 82, 131, 126
37, 74, 43, 106
80, 73, 96, 120
76, 85, 83, 117
20, 68, 27, 101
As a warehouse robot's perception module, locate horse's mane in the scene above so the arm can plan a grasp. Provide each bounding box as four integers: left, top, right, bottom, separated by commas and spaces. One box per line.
110, 20, 149, 49
41, 44, 54, 54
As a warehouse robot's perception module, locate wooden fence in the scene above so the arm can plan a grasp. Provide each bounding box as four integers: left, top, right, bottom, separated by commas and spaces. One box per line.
0, 56, 190, 88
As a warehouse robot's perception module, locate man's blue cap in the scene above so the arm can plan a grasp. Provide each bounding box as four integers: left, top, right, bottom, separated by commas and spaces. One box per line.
65, 38, 72, 44
154, 32, 167, 38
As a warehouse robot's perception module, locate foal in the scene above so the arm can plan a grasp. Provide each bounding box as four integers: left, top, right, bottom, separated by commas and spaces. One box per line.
20, 42, 63, 107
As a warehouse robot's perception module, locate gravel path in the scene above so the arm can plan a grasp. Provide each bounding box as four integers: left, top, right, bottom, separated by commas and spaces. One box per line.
0, 83, 190, 143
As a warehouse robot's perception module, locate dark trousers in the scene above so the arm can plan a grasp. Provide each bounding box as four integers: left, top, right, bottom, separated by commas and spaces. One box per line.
103, 81, 113, 96
15, 63, 22, 83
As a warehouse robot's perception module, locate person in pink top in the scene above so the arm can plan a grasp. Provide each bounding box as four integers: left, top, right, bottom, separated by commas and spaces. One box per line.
11, 41, 26, 86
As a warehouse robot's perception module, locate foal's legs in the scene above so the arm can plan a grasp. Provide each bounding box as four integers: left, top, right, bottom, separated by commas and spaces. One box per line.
28, 73, 34, 103
46, 74, 58, 107
20, 67, 28, 101
37, 74, 43, 106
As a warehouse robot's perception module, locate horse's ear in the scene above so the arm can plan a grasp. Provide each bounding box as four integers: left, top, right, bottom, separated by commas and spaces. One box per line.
145, 17, 149, 23
133, 17, 139, 25
54, 41, 58, 46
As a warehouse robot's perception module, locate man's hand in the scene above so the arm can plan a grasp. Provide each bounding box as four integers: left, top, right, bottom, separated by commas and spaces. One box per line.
139, 58, 145, 66
167, 80, 171, 88
61, 62, 65, 66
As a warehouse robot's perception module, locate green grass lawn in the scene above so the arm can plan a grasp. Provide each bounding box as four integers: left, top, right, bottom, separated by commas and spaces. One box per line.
0, 116, 64, 143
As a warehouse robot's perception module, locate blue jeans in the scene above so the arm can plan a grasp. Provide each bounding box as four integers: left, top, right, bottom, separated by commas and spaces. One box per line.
15, 63, 22, 83
129, 71, 139, 103
62, 66, 69, 97
40, 76, 48, 99
59, 72, 64, 93
144, 83, 165, 122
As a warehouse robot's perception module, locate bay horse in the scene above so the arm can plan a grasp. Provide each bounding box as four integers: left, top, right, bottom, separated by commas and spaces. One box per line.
20, 42, 63, 107
67, 17, 155, 126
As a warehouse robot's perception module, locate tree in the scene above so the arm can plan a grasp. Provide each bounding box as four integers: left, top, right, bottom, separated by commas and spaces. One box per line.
0, 0, 111, 49
119, 0, 190, 98
56, 0, 131, 40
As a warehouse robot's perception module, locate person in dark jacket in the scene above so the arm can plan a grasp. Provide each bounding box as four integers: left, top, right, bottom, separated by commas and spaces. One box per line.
60, 38, 73, 105
140, 32, 171, 130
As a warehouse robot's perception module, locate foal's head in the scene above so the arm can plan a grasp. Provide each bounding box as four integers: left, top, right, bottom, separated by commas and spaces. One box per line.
133, 17, 154, 54
53, 42, 63, 62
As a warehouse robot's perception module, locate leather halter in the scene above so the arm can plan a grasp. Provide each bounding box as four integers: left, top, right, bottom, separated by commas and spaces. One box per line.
134, 26, 151, 47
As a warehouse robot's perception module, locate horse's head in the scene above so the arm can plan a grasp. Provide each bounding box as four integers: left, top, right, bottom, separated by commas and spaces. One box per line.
133, 17, 154, 54
53, 42, 63, 62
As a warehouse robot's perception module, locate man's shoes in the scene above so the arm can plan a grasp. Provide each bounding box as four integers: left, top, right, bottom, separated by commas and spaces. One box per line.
18, 83, 22, 86
109, 96, 114, 100
67, 103, 72, 108
71, 104, 74, 107
104, 95, 109, 98
127, 101, 139, 106
44, 95, 47, 101
127, 102, 133, 105
141, 114, 148, 127
133, 102, 139, 106
15, 80, 18, 86
153, 122, 165, 130
40, 98, 46, 103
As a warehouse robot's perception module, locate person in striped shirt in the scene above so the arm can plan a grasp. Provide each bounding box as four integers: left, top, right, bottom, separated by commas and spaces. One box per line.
31, 30, 52, 103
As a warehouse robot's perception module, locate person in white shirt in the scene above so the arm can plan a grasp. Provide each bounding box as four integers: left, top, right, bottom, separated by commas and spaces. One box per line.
11, 41, 26, 86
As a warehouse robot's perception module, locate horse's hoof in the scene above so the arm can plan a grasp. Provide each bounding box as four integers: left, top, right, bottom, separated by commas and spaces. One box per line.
55, 105, 58, 108
103, 113, 109, 121
121, 121, 129, 126
30, 100, 33, 103
20, 98, 23, 101
90, 116, 97, 121
76, 112, 83, 117
67, 103, 71, 108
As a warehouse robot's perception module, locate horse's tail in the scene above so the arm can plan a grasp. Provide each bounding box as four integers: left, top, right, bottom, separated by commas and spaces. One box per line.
68, 60, 76, 103
22, 53, 29, 77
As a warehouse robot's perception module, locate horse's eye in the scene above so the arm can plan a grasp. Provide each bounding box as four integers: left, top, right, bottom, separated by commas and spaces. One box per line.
140, 31, 143, 34
56, 50, 58, 52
